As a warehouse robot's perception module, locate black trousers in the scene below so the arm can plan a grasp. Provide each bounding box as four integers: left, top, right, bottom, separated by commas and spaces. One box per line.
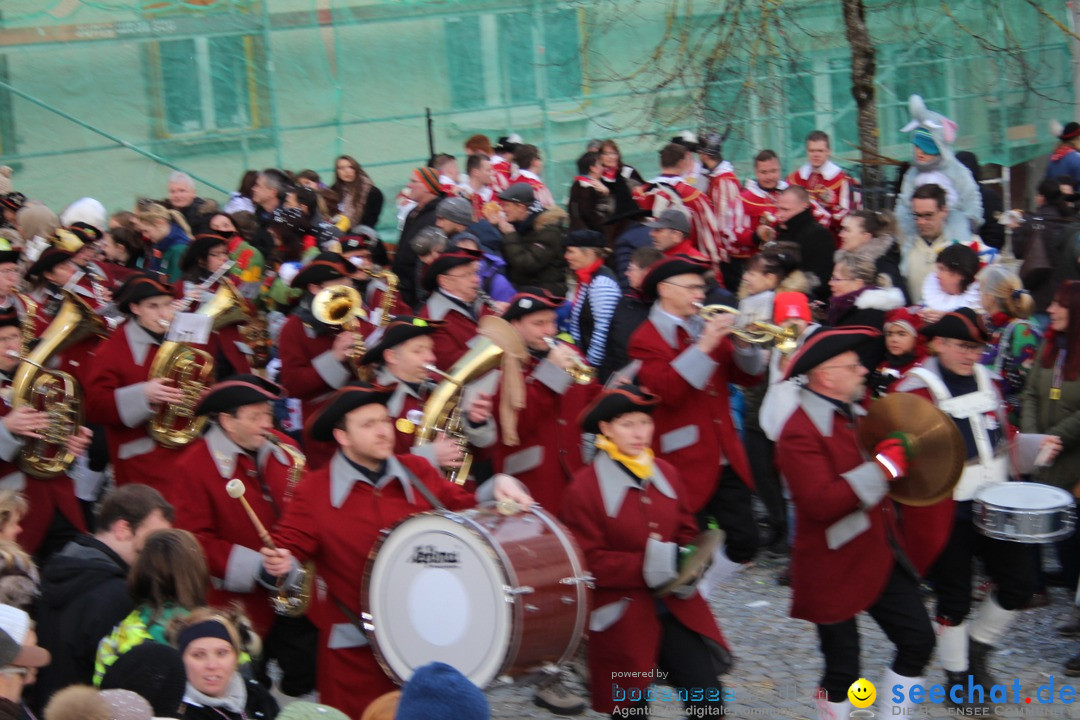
816, 564, 935, 702
610, 609, 727, 718
744, 429, 787, 541
697, 465, 759, 564
929, 503, 1036, 624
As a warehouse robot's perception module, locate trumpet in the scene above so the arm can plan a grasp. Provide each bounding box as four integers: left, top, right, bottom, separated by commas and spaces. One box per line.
543, 337, 594, 384
693, 303, 799, 355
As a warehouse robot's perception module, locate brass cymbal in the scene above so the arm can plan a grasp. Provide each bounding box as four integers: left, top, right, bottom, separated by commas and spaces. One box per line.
857, 393, 965, 507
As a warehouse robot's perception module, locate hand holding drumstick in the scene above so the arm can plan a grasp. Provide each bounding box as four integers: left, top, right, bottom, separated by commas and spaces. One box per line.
226, 479, 295, 578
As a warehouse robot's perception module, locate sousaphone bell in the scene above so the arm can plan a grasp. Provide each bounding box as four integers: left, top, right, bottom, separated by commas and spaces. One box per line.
857, 393, 966, 506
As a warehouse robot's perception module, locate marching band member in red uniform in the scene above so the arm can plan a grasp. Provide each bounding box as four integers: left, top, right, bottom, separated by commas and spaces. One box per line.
418, 248, 496, 371
260, 383, 533, 719
277, 253, 366, 469
562, 384, 733, 719
490, 135, 520, 192
0, 251, 31, 321
734, 149, 787, 257
787, 131, 859, 238
491, 289, 599, 515
172, 375, 317, 697
628, 255, 765, 579
25, 248, 80, 335
634, 143, 723, 270
84, 273, 187, 499
777, 326, 933, 720
359, 315, 494, 463
893, 309, 1061, 708
699, 132, 744, 287
175, 233, 253, 377
0, 308, 90, 559
510, 143, 555, 209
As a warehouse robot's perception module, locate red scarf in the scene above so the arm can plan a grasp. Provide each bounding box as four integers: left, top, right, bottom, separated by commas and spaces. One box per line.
601, 167, 618, 181
1051, 144, 1075, 163
574, 257, 605, 290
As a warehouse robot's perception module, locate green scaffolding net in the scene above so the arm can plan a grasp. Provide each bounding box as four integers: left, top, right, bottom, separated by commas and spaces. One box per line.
0, 0, 1074, 237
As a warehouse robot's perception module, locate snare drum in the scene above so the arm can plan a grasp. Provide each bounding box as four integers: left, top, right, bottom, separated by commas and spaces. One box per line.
361, 504, 592, 687
972, 482, 1076, 544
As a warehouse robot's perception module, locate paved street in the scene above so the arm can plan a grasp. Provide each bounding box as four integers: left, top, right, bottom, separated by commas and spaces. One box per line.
485, 552, 1080, 719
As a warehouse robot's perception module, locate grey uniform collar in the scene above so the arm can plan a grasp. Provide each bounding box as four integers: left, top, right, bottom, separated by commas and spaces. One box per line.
648, 303, 703, 349
797, 387, 866, 438
594, 451, 676, 518
376, 367, 421, 417
124, 319, 161, 366
329, 451, 418, 509
204, 424, 287, 480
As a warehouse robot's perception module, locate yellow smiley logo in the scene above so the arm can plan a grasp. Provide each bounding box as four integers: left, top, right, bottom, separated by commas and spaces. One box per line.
847, 677, 876, 708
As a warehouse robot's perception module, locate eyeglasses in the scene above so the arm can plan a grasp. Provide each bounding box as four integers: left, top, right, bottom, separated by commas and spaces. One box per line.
829, 275, 855, 283
820, 362, 863, 373
945, 339, 985, 354
661, 280, 707, 292
912, 212, 939, 220
443, 270, 478, 280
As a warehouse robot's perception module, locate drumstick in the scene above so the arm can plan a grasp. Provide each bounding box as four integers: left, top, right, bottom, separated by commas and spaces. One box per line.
226, 479, 278, 550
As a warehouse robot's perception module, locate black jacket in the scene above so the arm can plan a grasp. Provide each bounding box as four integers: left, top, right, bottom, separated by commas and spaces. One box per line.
502, 207, 569, 295
392, 196, 443, 309
777, 208, 835, 301
31, 536, 133, 710
179, 679, 279, 720
602, 290, 650, 381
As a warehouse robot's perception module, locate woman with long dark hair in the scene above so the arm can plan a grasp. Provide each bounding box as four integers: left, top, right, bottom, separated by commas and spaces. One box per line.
1021, 281, 1080, 675
330, 155, 383, 229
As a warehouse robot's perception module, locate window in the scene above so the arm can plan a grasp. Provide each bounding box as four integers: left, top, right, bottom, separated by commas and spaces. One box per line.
784, 71, 817, 150
444, 8, 583, 111
151, 34, 264, 138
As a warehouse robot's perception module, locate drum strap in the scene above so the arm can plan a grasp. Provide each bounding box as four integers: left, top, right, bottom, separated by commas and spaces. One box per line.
907, 366, 1001, 465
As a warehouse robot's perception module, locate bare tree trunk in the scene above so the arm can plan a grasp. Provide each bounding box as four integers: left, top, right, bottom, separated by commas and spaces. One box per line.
841, 0, 884, 202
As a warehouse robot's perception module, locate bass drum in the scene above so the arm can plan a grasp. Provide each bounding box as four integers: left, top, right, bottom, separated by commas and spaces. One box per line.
361, 504, 592, 687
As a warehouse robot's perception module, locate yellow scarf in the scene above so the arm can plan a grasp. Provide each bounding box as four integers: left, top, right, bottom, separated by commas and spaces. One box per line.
595, 436, 655, 480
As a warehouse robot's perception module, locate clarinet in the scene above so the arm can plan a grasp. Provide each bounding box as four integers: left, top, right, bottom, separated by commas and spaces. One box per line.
175, 260, 236, 314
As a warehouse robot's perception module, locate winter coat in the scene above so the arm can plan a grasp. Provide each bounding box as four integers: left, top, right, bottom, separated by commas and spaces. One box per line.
1021, 339, 1080, 493
502, 207, 569, 295
1011, 205, 1080, 312
149, 224, 191, 283
392, 196, 442, 308
179, 677, 279, 720
1045, 146, 1080, 186
850, 234, 909, 304
33, 536, 133, 704
611, 222, 653, 291
776, 208, 834, 301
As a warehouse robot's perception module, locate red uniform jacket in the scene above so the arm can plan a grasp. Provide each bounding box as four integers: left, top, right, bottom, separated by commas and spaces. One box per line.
634, 176, 723, 266
706, 162, 743, 256
419, 291, 494, 372
272, 452, 474, 719
491, 351, 599, 514
561, 455, 728, 715
83, 320, 185, 500
777, 389, 902, 624
511, 169, 555, 208
628, 305, 762, 511
277, 312, 357, 469
175, 280, 254, 378
173, 426, 302, 636
490, 156, 513, 193
787, 162, 859, 237
0, 376, 85, 555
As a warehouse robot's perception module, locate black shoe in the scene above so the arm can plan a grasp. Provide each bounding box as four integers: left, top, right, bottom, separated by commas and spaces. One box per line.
944, 671, 991, 711
1059, 609, 1080, 637
1065, 653, 1080, 676
968, 639, 998, 690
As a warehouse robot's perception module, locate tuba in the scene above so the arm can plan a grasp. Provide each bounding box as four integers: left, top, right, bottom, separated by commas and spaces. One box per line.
312, 284, 369, 378
410, 316, 526, 484
10, 290, 109, 478
147, 278, 253, 449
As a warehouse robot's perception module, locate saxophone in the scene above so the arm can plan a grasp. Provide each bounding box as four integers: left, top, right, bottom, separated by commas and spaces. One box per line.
264, 433, 314, 617
15, 293, 37, 357
361, 266, 399, 328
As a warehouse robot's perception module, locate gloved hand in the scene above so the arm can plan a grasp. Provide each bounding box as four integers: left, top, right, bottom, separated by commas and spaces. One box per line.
642, 538, 679, 589
874, 432, 914, 481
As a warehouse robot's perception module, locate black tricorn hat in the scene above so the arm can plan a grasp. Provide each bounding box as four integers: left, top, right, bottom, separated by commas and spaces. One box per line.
196, 374, 284, 416
306, 382, 396, 442
502, 287, 565, 322
640, 253, 710, 301
783, 326, 881, 381
291, 252, 348, 290
359, 316, 443, 366
920, 307, 990, 344
116, 272, 174, 313
421, 248, 483, 292
578, 384, 661, 434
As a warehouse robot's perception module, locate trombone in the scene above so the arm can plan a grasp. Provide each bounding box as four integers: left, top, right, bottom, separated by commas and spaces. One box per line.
693, 303, 799, 355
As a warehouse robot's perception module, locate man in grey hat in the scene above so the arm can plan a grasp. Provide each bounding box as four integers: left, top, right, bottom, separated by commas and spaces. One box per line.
434, 196, 474, 239
645, 208, 697, 257
491, 183, 568, 295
